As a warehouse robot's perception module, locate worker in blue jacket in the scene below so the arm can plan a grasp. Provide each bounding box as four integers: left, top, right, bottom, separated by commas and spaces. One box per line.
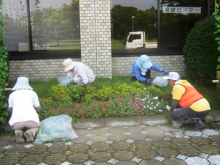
131, 55, 169, 84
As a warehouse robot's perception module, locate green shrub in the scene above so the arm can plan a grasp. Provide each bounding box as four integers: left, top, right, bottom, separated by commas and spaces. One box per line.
0, 0, 9, 124
183, 15, 219, 84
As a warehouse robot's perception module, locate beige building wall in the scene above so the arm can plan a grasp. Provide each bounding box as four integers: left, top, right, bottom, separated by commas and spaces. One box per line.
8, 55, 185, 81
79, 0, 112, 78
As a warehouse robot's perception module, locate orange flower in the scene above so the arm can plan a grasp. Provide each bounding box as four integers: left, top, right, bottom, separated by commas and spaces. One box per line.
80, 103, 83, 105
118, 113, 120, 115
52, 111, 54, 113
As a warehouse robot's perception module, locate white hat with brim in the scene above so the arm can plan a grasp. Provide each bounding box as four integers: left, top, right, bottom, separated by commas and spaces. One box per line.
63, 58, 75, 72
11, 77, 33, 91
163, 72, 180, 80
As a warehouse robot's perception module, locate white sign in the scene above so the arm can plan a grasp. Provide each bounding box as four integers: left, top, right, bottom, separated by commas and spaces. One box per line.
162, 7, 201, 14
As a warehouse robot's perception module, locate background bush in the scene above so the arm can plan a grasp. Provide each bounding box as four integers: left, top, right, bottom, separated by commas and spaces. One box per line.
183, 15, 219, 84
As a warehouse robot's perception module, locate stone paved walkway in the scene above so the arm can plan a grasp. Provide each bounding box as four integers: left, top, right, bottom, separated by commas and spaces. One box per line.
0, 121, 220, 165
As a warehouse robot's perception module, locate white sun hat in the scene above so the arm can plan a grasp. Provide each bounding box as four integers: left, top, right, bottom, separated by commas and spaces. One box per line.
163, 72, 180, 80
11, 77, 33, 91
63, 58, 75, 72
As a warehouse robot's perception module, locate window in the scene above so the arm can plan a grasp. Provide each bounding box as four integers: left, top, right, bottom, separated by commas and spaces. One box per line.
2, 0, 80, 54
111, 0, 158, 51
160, 0, 207, 49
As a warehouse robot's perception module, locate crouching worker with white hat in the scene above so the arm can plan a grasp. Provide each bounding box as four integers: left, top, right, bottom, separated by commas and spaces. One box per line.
63, 58, 95, 86
153, 72, 210, 131
7, 77, 41, 143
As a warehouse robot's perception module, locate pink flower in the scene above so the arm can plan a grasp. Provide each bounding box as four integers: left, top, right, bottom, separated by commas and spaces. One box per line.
131, 93, 133, 94
70, 104, 73, 107
131, 110, 134, 113
73, 126, 76, 128
159, 110, 163, 112
82, 117, 84, 120
128, 102, 130, 104
142, 113, 144, 115
88, 112, 90, 114
145, 111, 147, 113
71, 111, 73, 113
117, 107, 119, 110
72, 108, 74, 110
77, 106, 80, 107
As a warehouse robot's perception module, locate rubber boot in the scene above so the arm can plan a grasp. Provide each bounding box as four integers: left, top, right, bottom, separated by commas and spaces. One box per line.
193, 118, 205, 131
181, 117, 205, 131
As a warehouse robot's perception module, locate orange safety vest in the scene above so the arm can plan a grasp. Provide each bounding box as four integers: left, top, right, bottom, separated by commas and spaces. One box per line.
177, 84, 204, 108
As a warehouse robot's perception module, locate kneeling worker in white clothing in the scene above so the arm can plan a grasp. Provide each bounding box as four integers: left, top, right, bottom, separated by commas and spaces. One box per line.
63, 58, 95, 86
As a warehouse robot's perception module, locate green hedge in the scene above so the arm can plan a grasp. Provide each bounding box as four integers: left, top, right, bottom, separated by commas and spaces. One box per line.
183, 16, 219, 84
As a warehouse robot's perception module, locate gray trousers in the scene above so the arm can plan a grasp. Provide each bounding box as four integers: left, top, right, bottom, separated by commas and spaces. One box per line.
13, 121, 41, 137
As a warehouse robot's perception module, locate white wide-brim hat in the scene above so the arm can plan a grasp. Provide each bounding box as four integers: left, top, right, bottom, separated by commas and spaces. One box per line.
11, 77, 33, 91
63, 58, 75, 72
163, 72, 180, 80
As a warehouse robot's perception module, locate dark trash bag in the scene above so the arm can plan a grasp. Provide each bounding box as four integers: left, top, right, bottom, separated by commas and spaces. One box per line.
35, 115, 78, 142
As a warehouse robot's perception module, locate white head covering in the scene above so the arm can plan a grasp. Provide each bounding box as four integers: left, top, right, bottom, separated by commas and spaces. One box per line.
136, 55, 152, 75
63, 58, 76, 72
163, 72, 180, 80
11, 77, 33, 91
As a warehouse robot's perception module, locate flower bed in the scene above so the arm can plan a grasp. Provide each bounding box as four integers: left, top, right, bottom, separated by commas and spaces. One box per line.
39, 81, 167, 125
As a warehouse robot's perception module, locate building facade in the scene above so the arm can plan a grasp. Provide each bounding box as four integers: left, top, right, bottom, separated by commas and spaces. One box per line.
1, 0, 215, 80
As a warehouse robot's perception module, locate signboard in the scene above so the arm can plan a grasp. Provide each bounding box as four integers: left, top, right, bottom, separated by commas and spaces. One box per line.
162, 7, 201, 14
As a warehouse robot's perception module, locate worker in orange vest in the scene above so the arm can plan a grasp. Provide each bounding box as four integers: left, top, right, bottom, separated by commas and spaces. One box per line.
153, 72, 210, 131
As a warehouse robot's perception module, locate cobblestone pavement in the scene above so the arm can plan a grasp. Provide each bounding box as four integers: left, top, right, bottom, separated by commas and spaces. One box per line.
0, 122, 220, 165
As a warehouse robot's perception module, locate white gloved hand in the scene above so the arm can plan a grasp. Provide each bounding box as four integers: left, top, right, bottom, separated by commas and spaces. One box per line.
152, 96, 159, 100
166, 105, 171, 111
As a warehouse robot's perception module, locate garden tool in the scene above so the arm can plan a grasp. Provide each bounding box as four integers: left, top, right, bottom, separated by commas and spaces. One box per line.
4, 88, 12, 91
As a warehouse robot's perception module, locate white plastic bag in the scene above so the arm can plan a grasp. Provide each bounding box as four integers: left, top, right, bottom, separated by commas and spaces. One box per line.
35, 115, 78, 142
152, 76, 168, 87
57, 77, 72, 86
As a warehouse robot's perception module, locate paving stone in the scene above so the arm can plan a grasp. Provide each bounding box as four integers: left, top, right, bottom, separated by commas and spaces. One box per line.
198, 144, 219, 155
112, 141, 130, 150
178, 147, 200, 157
126, 126, 143, 133
91, 152, 111, 162
210, 134, 220, 143
74, 129, 91, 136
118, 161, 137, 165
68, 153, 89, 164
185, 156, 209, 165
88, 127, 109, 135
91, 142, 110, 152
172, 138, 191, 147
44, 154, 66, 164
132, 141, 151, 150
25, 145, 48, 155
0, 155, 20, 165
190, 137, 210, 145
108, 127, 126, 134
89, 135, 109, 142
201, 129, 219, 136
48, 144, 68, 154
109, 134, 128, 141
70, 143, 89, 153
20, 155, 43, 165
5, 146, 26, 156
136, 149, 157, 159
157, 148, 178, 158
152, 140, 172, 148
162, 158, 187, 165
139, 159, 162, 165
128, 133, 147, 140
72, 135, 89, 143
114, 151, 133, 161
0, 148, 4, 154
184, 131, 202, 137
207, 155, 220, 164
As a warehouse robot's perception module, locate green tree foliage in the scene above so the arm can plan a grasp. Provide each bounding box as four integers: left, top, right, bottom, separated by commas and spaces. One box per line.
183, 15, 219, 84
213, 3, 220, 71
0, 0, 9, 124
